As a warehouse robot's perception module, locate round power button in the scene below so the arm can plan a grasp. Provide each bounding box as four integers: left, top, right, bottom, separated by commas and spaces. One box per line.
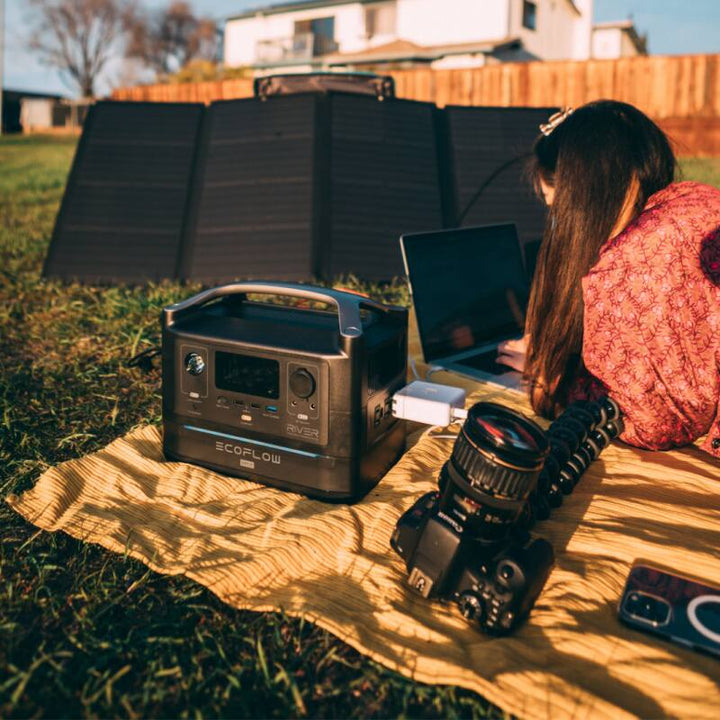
289, 368, 316, 398
185, 352, 206, 376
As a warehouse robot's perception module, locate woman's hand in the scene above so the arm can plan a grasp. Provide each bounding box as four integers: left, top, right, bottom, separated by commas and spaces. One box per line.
497, 334, 529, 373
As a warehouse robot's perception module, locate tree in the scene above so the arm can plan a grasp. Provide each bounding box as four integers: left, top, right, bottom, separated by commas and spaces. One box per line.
27, 0, 130, 98
125, 2, 218, 78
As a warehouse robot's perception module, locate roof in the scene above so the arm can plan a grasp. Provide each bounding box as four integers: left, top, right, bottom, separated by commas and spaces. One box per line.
325, 37, 522, 65
593, 20, 635, 30
3, 88, 65, 101
564, 0, 581, 17
227, 0, 378, 22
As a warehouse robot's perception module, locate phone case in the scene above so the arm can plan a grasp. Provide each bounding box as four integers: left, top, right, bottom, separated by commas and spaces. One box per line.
619, 564, 720, 658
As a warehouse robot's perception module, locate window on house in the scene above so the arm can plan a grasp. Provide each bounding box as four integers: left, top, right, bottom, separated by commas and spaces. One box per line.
522, 1, 537, 31
294, 16, 336, 55
365, 4, 397, 38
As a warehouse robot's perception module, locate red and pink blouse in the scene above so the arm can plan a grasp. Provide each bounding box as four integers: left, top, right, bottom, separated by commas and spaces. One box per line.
575, 181, 720, 457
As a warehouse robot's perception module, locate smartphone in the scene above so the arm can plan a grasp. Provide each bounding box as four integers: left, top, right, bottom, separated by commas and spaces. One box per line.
618, 563, 720, 659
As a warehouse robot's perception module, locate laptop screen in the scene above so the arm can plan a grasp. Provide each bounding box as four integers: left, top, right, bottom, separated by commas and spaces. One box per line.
401, 224, 529, 363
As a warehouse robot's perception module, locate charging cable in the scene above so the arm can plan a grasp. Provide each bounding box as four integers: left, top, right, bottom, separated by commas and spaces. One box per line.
408, 356, 421, 382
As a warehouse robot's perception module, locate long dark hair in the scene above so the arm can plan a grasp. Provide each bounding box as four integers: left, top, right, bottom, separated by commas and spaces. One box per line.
525, 100, 676, 418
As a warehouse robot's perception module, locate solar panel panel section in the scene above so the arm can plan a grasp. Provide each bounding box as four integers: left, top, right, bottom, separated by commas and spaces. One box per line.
325, 95, 443, 280
443, 106, 558, 277
44, 96, 556, 286
181, 95, 319, 283
43, 101, 203, 283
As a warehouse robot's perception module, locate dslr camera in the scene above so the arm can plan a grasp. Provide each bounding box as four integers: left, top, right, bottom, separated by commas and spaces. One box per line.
392, 398, 623, 635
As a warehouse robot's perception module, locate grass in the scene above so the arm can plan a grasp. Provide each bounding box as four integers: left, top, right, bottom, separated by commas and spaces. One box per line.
2, 134, 719, 719
677, 156, 720, 186
0, 134, 491, 719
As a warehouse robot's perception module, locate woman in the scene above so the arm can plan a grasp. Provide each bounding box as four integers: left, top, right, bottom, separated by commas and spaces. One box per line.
497, 100, 720, 457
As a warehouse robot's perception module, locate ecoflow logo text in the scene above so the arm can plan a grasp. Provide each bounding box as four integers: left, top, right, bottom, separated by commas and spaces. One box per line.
215, 440, 282, 470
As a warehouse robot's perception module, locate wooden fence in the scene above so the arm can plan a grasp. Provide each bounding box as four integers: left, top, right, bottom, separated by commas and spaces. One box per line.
112, 53, 720, 155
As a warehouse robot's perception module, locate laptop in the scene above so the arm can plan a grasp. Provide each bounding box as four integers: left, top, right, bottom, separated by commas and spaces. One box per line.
400, 223, 530, 392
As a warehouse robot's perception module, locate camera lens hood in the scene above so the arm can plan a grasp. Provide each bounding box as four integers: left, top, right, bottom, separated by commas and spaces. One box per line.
452, 403, 549, 501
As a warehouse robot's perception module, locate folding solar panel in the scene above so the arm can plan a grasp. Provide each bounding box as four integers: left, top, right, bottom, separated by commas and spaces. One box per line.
182, 93, 443, 284
44, 101, 204, 283
442, 106, 558, 278
180, 95, 319, 283
45, 96, 557, 286
325, 94, 443, 280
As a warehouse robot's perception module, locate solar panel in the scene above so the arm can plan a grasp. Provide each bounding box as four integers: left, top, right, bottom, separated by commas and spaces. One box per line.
182, 93, 442, 283
442, 105, 558, 278
181, 95, 319, 283
324, 94, 443, 280
44, 101, 203, 283
45, 98, 555, 286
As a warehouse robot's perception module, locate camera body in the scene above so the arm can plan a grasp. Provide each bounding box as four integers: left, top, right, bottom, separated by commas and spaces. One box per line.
162, 282, 408, 501
391, 398, 623, 635
392, 490, 554, 635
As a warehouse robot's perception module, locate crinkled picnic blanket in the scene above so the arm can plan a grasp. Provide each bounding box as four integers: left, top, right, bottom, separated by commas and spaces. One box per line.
8, 368, 720, 719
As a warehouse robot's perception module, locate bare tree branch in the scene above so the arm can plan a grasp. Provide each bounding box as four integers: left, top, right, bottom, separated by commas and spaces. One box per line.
125, 1, 218, 78
27, 0, 130, 97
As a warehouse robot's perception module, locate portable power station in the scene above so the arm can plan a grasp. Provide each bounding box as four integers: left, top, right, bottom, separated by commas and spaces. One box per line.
162, 282, 408, 501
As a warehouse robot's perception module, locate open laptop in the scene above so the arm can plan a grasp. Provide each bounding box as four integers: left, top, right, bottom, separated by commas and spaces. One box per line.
400, 223, 530, 393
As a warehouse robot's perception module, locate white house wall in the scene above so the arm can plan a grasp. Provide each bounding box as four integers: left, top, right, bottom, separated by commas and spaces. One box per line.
395, 0, 510, 46
592, 27, 622, 59
224, 0, 595, 68
431, 54, 487, 69
510, 0, 593, 61
620, 30, 641, 57
571, 0, 593, 60
225, 3, 368, 67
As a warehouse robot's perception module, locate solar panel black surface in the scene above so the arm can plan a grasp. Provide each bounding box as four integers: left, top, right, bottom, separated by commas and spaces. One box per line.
181, 95, 319, 283
43, 101, 204, 283
443, 105, 558, 278
44, 98, 557, 286
324, 94, 443, 280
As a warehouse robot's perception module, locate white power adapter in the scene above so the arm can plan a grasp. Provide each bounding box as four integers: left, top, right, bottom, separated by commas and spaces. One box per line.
392, 381, 467, 426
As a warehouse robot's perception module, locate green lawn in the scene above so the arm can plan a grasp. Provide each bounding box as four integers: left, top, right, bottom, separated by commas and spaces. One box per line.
0, 134, 487, 719
678, 156, 720, 187
1, 134, 718, 718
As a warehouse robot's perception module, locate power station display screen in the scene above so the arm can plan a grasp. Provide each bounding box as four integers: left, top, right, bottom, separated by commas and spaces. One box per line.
215, 352, 279, 398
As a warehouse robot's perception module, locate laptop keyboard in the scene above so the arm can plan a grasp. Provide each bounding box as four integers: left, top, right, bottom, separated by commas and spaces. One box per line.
454, 350, 510, 376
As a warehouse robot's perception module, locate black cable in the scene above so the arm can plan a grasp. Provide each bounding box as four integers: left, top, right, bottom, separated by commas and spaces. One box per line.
127, 346, 161, 372
456, 153, 533, 226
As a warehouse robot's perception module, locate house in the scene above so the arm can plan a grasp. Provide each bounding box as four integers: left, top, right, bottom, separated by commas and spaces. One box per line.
592, 20, 647, 59
2, 89, 63, 134
20, 97, 91, 134
223, 0, 598, 74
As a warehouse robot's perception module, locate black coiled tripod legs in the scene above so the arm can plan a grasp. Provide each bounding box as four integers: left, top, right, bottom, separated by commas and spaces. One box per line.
527, 396, 624, 525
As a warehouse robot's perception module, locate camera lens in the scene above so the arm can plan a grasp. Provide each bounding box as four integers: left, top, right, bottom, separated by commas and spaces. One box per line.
460, 403, 549, 493
439, 403, 549, 542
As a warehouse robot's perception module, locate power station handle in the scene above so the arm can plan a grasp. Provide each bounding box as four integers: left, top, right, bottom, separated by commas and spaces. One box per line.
163, 282, 391, 338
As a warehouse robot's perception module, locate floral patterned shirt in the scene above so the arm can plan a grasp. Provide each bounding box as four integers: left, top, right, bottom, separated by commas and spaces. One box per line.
578, 181, 720, 457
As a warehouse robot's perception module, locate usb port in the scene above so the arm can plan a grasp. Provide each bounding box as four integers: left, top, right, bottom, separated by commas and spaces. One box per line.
265, 405, 278, 413
373, 405, 383, 427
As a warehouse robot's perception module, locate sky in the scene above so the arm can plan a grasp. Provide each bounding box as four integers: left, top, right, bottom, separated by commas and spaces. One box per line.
3, 0, 720, 97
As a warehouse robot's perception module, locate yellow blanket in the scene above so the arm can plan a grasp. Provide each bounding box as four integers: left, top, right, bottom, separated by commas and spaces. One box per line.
7, 369, 720, 719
